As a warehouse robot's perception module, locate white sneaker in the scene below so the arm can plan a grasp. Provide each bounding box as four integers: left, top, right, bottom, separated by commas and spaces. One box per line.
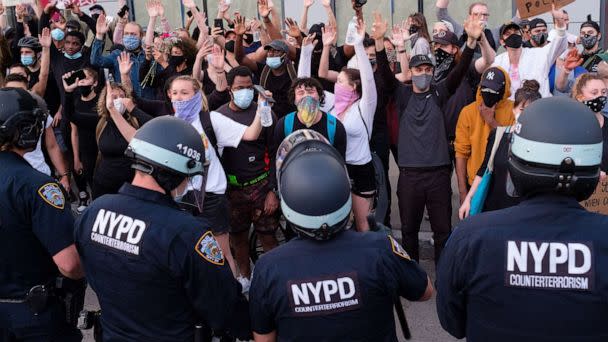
237, 276, 251, 294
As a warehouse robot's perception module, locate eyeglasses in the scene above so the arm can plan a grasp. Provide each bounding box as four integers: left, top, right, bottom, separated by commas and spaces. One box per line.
472, 12, 490, 18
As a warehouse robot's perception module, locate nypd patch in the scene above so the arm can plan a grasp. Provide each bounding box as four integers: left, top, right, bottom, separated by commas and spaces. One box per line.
389, 236, 411, 260
195, 231, 225, 265
37, 183, 65, 209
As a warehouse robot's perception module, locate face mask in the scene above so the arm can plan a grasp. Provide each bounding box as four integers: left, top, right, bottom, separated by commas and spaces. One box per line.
232, 88, 254, 109
266, 56, 283, 69
51, 28, 65, 41
21, 55, 35, 66
412, 73, 433, 91
433, 48, 455, 82
169, 55, 186, 67
113, 98, 126, 114
369, 58, 377, 66
504, 34, 523, 49
173, 181, 189, 202
481, 90, 503, 108
123, 36, 141, 51
531, 32, 548, 46
225, 40, 235, 53
581, 34, 599, 50
583, 95, 607, 113
79, 85, 93, 97
334, 83, 358, 115
386, 50, 397, 63
64, 51, 82, 60
91, 14, 100, 22
297, 96, 321, 128
408, 25, 419, 36
243, 34, 254, 45
173, 92, 203, 124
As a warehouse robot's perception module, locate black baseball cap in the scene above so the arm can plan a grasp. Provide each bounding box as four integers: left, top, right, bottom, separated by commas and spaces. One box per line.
409, 54, 434, 68
529, 18, 547, 30
480, 67, 506, 92
66, 20, 81, 31
432, 30, 459, 46
499, 22, 522, 37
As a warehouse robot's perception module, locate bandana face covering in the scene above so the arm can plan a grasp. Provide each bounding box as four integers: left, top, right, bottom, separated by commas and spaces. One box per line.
297, 96, 321, 128
173, 92, 203, 123
433, 48, 455, 82
334, 83, 358, 116
583, 95, 607, 113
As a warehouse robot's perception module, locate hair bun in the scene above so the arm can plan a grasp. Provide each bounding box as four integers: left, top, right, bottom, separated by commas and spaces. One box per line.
521, 79, 540, 92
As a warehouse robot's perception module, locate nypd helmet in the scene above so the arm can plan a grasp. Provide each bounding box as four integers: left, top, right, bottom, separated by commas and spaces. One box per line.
277, 129, 351, 240
126, 116, 206, 192
508, 97, 603, 201
0, 88, 46, 150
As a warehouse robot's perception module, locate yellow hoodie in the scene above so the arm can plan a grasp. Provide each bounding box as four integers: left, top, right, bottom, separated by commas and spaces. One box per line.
455, 67, 515, 185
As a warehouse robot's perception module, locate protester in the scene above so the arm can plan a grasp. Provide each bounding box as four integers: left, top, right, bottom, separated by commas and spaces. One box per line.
524, 18, 549, 48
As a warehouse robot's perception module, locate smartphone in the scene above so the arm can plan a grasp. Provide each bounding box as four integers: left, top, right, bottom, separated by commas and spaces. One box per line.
104, 68, 114, 83
66, 69, 86, 85
354, 0, 367, 7
214, 18, 224, 31
253, 85, 275, 103
117, 5, 129, 18
187, 6, 200, 18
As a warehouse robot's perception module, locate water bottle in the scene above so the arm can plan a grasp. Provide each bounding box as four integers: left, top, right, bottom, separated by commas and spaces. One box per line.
345, 16, 358, 45
253, 31, 261, 42
259, 100, 273, 127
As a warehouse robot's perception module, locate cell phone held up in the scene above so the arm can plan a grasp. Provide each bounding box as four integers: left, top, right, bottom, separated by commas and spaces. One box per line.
253, 85, 275, 104
66, 69, 86, 86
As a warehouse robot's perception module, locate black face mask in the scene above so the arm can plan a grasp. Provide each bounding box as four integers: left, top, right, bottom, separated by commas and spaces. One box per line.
531, 32, 547, 46
504, 34, 523, 49
169, 55, 186, 67
243, 34, 254, 45
481, 90, 502, 108
92, 14, 100, 22
225, 40, 235, 53
409, 25, 419, 36
433, 48, 455, 82
79, 85, 93, 97
583, 95, 607, 113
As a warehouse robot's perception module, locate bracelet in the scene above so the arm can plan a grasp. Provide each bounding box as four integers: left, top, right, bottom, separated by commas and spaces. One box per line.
58, 172, 70, 178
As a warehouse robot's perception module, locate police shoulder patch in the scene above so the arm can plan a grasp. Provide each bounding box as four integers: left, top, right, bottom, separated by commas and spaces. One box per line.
37, 183, 65, 209
388, 236, 410, 260
195, 231, 225, 266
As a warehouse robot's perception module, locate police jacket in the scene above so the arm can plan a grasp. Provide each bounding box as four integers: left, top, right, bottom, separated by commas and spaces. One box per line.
0, 152, 74, 298
436, 194, 608, 341
74, 183, 251, 341
249, 229, 428, 341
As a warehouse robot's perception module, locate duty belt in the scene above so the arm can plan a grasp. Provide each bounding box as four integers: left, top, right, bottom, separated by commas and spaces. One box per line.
227, 171, 269, 188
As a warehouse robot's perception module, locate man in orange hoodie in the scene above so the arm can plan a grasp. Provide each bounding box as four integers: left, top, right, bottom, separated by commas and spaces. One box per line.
455, 66, 514, 203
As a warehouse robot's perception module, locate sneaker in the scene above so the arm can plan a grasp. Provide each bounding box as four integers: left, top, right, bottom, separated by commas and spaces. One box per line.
76, 191, 89, 213
236, 276, 251, 294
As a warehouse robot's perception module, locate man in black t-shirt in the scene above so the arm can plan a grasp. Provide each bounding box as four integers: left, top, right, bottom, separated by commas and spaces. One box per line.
274, 78, 347, 159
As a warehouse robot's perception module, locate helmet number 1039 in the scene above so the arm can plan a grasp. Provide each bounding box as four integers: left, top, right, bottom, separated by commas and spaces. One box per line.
176, 144, 201, 162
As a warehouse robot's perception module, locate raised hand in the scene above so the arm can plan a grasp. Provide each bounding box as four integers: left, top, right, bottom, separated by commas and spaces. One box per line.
302, 32, 317, 48
210, 26, 223, 39
210, 45, 226, 71
182, 0, 196, 9
563, 48, 584, 71
44, 0, 57, 14
258, 0, 271, 18
196, 40, 213, 60
390, 24, 405, 48
464, 18, 483, 40
39, 28, 52, 48
354, 17, 365, 42
234, 14, 246, 35
371, 11, 388, 41
284, 18, 301, 38
67, 0, 81, 16
62, 72, 79, 93
218, 0, 230, 14
551, 3, 565, 29
118, 51, 133, 76
146, 0, 160, 18
322, 24, 337, 47
156, 0, 165, 17
96, 13, 109, 36
15, 4, 27, 20
304, 0, 315, 8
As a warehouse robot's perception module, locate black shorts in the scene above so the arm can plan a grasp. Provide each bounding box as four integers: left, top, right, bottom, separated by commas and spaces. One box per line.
346, 162, 376, 196
181, 192, 231, 234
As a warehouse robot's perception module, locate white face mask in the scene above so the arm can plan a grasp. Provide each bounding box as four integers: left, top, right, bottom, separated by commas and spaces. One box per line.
113, 98, 126, 114
172, 180, 189, 202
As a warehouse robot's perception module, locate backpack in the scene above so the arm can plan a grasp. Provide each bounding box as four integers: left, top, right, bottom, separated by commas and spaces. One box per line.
283, 111, 336, 145
199, 110, 217, 149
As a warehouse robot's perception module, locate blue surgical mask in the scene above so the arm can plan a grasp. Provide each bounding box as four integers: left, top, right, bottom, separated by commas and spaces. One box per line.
123, 36, 141, 51
21, 55, 35, 66
51, 28, 65, 41
64, 51, 82, 60
173, 92, 203, 124
266, 56, 283, 69
232, 89, 254, 109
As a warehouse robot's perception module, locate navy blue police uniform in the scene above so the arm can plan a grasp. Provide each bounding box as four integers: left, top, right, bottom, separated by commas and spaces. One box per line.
249, 229, 428, 341
0, 151, 81, 341
437, 194, 608, 341
74, 183, 251, 341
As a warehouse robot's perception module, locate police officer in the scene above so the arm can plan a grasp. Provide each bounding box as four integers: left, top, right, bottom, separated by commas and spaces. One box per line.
249, 130, 433, 341
436, 97, 608, 341
0, 88, 84, 341
74, 116, 251, 341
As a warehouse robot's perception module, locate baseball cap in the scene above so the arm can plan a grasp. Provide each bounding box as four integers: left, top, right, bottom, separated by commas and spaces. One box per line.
529, 18, 547, 30
409, 54, 434, 68
432, 30, 459, 46
89, 4, 105, 13
499, 22, 522, 37
264, 39, 289, 53
480, 67, 506, 92
66, 20, 81, 32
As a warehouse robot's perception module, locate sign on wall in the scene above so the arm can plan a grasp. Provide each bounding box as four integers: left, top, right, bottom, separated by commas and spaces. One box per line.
516, 0, 576, 19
